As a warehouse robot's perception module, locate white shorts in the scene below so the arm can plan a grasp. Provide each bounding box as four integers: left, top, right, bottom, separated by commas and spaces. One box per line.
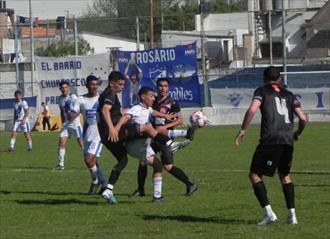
60, 122, 83, 139
84, 140, 102, 157
126, 138, 155, 162
12, 120, 31, 133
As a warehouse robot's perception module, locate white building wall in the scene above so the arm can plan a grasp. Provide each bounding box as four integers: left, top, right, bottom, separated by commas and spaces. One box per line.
81, 33, 144, 53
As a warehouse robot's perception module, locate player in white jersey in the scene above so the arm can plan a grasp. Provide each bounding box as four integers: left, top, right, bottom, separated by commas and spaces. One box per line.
70, 75, 107, 194
113, 86, 173, 202
56, 82, 84, 170
8, 90, 32, 152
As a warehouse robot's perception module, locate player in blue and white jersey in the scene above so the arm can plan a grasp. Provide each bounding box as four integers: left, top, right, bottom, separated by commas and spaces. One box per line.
8, 90, 33, 152
56, 82, 83, 170
70, 75, 106, 194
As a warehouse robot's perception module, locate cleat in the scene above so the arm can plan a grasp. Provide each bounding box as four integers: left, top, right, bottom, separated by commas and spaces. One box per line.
185, 123, 198, 141
54, 165, 64, 170
171, 140, 191, 153
286, 214, 298, 225
87, 183, 100, 195
257, 212, 277, 225
152, 196, 165, 203
102, 189, 117, 204
27, 148, 32, 152
185, 184, 198, 196
130, 189, 146, 197
8, 147, 14, 152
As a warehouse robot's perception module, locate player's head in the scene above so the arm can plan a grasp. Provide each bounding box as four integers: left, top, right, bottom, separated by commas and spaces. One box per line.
263, 66, 281, 84
59, 81, 70, 96
108, 71, 125, 93
156, 78, 170, 97
86, 75, 99, 96
41, 102, 45, 106
138, 87, 155, 107
14, 90, 22, 101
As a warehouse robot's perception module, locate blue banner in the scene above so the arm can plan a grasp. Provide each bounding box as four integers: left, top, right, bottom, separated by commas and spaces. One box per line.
116, 43, 201, 108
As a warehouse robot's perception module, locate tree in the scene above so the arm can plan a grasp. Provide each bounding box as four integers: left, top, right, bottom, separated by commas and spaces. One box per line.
42, 38, 94, 57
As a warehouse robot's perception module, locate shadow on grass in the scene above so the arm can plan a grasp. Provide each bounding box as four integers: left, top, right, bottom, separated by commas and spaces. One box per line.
14, 199, 100, 206
142, 214, 255, 225
0, 190, 86, 196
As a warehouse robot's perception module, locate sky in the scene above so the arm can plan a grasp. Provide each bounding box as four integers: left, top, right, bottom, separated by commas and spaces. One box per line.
6, 0, 94, 19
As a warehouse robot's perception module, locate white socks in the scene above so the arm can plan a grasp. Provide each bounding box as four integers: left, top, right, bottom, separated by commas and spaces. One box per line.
89, 165, 98, 184
28, 140, 32, 149
58, 148, 65, 167
9, 138, 16, 148
264, 205, 275, 216
168, 130, 187, 139
153, 177, 162, 199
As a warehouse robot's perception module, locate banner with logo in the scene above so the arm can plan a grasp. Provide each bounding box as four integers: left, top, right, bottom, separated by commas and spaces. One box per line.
35, 54, 111, 115
210, 87, 330, 111
116, 43, 201, 108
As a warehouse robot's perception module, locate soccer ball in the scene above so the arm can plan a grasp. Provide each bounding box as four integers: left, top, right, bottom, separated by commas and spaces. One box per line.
190, 111, 208, 127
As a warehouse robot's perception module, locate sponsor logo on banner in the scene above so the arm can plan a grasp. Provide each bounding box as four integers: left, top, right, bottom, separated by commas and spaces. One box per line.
227, 93, 243, 107
116, 43, 201, 108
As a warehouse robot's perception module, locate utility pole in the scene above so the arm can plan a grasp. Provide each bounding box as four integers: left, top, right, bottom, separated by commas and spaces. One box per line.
200, 0, 209, 107
29, 0, 34, 96
136, 16, 140, 51
269, 11, 273, 65
149, 0, 154, 49
282, 0, 287, 86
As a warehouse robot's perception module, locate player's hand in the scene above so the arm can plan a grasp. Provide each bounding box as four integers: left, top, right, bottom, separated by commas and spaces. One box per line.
156, 125, 168, 135
19, 120, 25, 126
108, 127, 119, 143
164, 112, 177, 122
235, 130, 245, 146
293, 131, 300, 141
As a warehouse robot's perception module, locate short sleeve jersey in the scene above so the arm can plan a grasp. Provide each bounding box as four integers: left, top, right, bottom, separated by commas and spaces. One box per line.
126, 103, 153, 125
152, 95, 180, 126
72, 94, 100, 142
98, 86, 122, 128
14, 100, 29, 121
58, 93, 80, 124
253, 84, 301, 146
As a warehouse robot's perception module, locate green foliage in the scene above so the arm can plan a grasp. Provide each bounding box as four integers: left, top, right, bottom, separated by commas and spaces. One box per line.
42, 38, 94, 57
0, 123, 329, 238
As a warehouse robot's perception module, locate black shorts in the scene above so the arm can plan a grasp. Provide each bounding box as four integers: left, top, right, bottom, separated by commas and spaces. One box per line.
250, 144, 294, 177
151, 141, 174, 165
98, 123, 141, 142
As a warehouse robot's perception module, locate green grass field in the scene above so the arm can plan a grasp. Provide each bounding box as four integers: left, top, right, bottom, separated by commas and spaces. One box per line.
0, 123, 329, 239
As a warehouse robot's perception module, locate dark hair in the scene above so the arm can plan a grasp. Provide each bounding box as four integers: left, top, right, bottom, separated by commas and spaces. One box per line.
59, 81, 69, 88
86, 75, 99, 86
108, 71, 125, 82
156, 77, 169, 86
138, 86, 154, 98
41, 102, 45, 105
14, 90, 22, 96
263, 66, 281, 83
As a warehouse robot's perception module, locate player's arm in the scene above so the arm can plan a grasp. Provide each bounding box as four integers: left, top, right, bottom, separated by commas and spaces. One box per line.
293, 107, 308, 141
114, 114, 132, 134
235, 99, 261, 146
20, 101, 29, 125
152, 110, 176, 123
101, 104, 119, 142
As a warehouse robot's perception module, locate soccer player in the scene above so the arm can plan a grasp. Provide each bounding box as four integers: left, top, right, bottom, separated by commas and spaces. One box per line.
132, 78, 198, 197
98, 71, 175, 204
56, 82, 83, 170
235, 66, 308, 225
8, 90, 32, 152
70, 75, 107, 194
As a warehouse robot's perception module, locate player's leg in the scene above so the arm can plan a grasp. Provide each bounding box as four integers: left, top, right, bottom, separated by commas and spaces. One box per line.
101, 141, 127, 204
57, 135, 68, 170
131, 162, 147, 197
8, 121, 20, 151
46, 117, 51, 131
84, 141, 105, 195
139, 124, 173, 145
148, 156, 164, 203
22, 122, 32, 151
278, 145, 297, 224
250, 145, 279, 225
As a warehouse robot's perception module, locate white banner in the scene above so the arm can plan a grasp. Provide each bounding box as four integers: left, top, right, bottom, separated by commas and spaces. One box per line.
210, 87, 330, 111
36, 54, 111, 115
